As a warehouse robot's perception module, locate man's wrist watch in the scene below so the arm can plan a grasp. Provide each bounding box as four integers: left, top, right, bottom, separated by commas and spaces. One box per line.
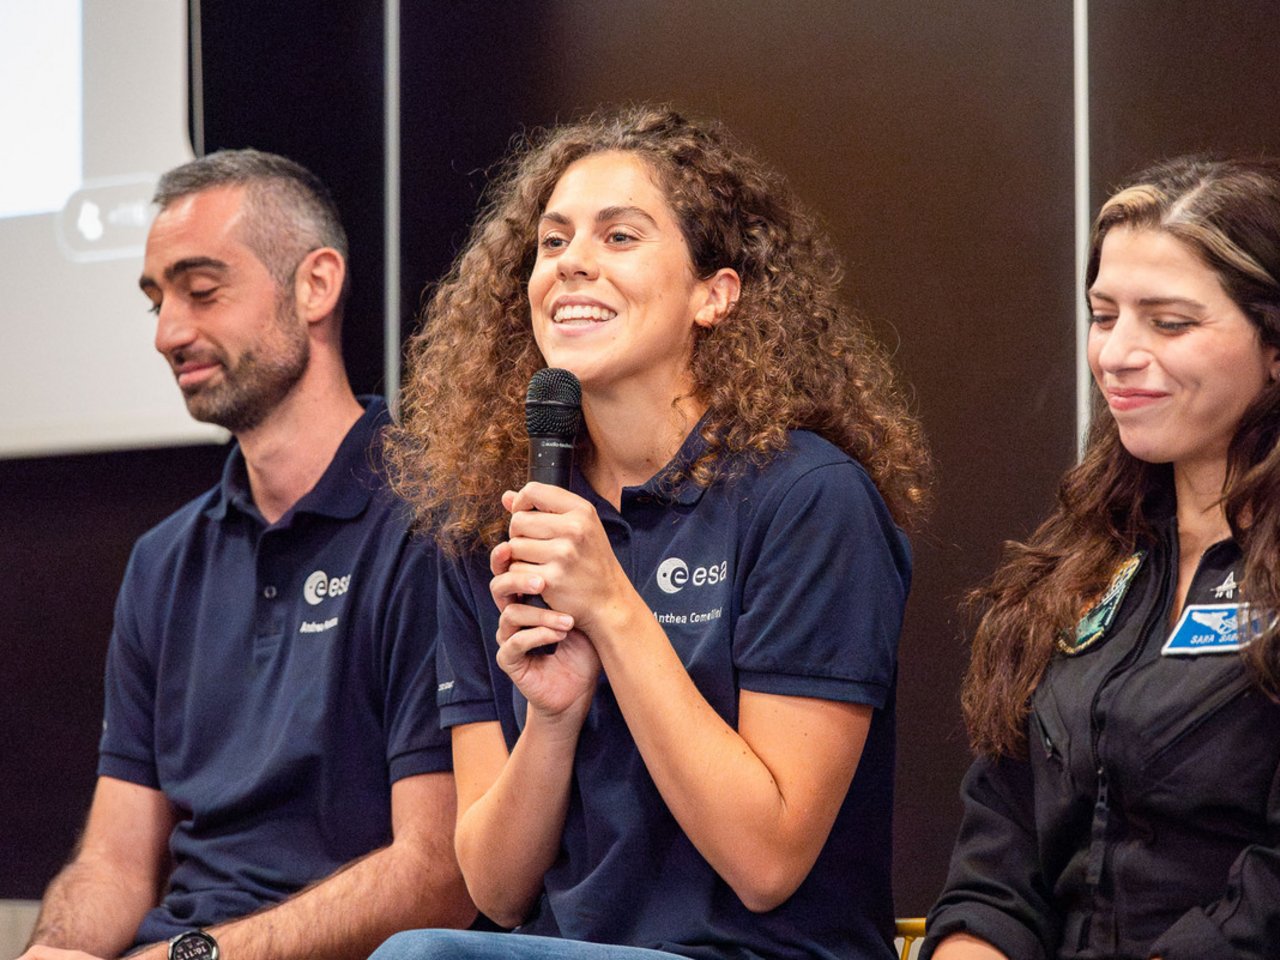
168, 930, 219, 960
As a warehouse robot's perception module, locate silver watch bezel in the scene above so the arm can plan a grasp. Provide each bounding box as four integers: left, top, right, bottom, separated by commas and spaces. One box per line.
167, 929, 219, 960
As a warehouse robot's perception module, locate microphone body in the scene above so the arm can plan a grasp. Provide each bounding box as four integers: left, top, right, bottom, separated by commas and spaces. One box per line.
528, 433, 575, 488
522, 369, 582, 636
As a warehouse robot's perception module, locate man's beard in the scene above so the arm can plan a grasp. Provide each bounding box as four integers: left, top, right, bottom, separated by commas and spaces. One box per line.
180, 299, 310, 434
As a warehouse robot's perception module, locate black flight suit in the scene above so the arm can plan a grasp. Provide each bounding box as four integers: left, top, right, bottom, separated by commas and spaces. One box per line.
923, 517, 1280, 959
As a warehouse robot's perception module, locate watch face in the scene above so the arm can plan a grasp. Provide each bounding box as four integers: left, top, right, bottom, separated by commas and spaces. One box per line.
170, 931, 218, 960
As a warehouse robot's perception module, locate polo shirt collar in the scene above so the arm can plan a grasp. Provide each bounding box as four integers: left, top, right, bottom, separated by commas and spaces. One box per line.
575, 416, 713, 509
205, 395, 390, 525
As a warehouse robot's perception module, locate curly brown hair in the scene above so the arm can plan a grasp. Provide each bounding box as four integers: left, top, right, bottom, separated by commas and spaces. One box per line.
386, 105, 932, 551
963, 155, 1280, 757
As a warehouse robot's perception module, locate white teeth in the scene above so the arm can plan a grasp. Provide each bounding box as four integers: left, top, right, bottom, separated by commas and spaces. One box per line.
553, 304, 617, 323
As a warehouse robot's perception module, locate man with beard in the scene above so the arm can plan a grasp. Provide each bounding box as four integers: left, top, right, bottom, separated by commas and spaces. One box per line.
20, 150, 475, 960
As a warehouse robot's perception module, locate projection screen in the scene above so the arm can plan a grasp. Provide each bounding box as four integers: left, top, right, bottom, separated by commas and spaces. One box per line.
0, 0, 227, 458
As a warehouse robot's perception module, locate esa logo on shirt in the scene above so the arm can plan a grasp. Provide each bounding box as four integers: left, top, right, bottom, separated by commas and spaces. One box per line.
656, 556, 728, 594
303, 570, 352, 605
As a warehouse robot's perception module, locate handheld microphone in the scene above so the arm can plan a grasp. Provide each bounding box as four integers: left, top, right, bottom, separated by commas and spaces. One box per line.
526, 367, 581, 488
521, 368, 582, 635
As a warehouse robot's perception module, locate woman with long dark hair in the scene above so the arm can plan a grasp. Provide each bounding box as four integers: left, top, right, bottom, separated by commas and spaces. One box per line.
377, 106, 931, 960
924, 157, 1280, 960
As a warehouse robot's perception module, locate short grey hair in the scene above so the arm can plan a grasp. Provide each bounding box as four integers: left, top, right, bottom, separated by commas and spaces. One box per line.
154, 148, 350, 316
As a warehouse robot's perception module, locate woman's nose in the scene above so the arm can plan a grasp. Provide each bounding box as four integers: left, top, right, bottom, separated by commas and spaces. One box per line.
557, 235, 599, 281
1094, 313, 1150, 375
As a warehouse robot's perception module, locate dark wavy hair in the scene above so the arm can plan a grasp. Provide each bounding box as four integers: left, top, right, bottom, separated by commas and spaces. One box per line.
963, 156, 1280, 757
386, 105, 931, 551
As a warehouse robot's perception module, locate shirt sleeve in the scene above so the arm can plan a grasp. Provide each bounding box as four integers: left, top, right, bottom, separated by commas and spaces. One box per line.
436, 547, 500, 730
1150, 760, 1280, 960
380, 532, 452, 781
732, 461, 909, 707
98, 546, 161, 788
921, 754, 1058, 960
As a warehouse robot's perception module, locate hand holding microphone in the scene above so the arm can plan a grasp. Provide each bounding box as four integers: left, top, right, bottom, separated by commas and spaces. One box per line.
517, 368, 581, 652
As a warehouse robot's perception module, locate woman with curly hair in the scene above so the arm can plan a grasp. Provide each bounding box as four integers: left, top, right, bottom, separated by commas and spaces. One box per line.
376, 105, 930, 960
924, 157, 1280, 960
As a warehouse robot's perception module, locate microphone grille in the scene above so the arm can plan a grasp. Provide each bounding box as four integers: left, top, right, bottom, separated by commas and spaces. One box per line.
525, 368, 582, 438
526, 367, 581, 405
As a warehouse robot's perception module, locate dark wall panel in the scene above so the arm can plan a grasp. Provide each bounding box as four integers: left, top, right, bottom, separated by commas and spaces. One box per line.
1091, 1, 1280, 196
198, 1, 389, 395
1, 443, 228, 896
397, 6, 549, 345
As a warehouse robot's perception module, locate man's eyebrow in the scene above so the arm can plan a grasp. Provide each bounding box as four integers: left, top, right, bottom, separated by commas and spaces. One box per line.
139, 256, 230, 293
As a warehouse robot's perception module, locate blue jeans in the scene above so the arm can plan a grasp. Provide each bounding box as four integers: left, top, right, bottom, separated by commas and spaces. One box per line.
370, 929, 686, 960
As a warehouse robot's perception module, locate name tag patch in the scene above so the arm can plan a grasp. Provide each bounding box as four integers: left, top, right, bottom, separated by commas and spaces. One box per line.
1162, 604, 1250, 656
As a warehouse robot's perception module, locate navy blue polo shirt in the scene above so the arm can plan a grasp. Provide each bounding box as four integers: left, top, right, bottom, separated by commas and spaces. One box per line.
438, 428, 910, 960
99, 397, 448, 945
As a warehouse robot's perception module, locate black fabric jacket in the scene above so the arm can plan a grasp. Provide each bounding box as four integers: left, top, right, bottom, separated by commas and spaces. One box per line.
923, 519, 1280, 959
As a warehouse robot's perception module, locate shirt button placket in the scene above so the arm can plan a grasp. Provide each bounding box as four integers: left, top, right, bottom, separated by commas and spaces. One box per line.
255, 534, 287, 647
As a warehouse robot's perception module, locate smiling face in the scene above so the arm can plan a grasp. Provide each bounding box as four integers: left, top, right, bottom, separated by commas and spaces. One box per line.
526, 151, 734, 407
140, 185, 309, 434
1087, 226, 1280, 478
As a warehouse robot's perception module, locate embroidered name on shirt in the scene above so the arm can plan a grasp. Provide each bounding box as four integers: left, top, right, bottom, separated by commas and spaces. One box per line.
1162, 604, 1251, 655
653, 607, 723, 625
299, 617, 339, 634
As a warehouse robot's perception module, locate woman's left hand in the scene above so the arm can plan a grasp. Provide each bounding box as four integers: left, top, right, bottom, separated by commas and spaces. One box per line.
489, 539, 601, 724
497, 482, 637, 636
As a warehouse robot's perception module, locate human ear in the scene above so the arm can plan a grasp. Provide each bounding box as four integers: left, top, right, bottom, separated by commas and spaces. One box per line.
693, 268, 742, 329
294, 247, 346, 324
